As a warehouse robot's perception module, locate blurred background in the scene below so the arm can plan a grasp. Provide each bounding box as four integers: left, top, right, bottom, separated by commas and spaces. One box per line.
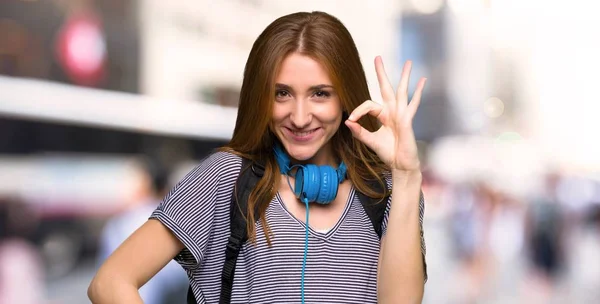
1, 0, 599, 303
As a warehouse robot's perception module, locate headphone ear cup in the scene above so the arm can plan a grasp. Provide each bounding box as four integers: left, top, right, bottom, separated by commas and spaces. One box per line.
316, 166, 338, 204
295, 164, 320, 202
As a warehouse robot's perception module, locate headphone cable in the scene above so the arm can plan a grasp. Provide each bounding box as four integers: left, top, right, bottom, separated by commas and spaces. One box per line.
301, 197, 309, 304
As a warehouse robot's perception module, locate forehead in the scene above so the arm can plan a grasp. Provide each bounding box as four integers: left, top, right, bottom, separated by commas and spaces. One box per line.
276, 53, 332, 86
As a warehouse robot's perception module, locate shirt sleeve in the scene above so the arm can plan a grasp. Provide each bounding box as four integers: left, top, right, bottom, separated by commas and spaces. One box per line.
380, 177, 428, 282
149, 151, 241, 270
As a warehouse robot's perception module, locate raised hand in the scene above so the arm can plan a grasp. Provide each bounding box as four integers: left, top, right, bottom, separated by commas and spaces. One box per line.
345, 56, 426, 172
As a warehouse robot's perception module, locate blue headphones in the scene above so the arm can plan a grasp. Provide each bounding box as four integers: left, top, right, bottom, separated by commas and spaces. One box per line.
273, 144, 347, 205
273, 143, 348, 302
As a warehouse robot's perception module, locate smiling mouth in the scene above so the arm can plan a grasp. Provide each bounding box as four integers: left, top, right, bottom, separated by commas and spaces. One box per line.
287, 128, 319, 137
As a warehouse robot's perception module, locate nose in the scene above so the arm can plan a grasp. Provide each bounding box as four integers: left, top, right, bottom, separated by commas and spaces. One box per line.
290, 100, 312, 129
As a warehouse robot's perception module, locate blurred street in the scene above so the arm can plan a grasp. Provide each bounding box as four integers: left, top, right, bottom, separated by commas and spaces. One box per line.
45, 259, 96, 304
2, 0, 600, 303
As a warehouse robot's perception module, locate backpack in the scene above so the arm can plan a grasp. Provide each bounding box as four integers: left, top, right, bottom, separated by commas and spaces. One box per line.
187, 157, 389, 304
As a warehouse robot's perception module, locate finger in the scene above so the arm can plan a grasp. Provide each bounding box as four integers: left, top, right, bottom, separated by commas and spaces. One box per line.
396, 60, 413, 102
347, 100, 383, 122
407, 78, 427, 118
344, 120, 377, 150
374, 56, 395, 103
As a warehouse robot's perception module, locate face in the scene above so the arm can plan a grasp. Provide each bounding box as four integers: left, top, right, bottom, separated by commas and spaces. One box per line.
271, 53, 343, 166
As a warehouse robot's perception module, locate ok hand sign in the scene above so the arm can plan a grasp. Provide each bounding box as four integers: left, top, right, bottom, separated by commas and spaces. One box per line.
345, 56, 426, 172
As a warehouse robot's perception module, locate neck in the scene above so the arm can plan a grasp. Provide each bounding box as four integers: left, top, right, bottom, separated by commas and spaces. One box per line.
293, 145, 338, 168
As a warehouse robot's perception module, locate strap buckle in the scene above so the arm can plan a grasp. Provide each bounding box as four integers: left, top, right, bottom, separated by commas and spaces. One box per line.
225, 235, 243, 259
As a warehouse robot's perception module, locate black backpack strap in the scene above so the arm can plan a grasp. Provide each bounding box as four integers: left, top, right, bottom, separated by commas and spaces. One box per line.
187, 285, 196, 304
356, 179, 389, 240
187, 157, 264, 304
219, 157, 264, 304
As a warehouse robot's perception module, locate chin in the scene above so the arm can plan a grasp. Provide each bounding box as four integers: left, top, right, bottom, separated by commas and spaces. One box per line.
282, 144, 318, 162
275, 128, 333, 164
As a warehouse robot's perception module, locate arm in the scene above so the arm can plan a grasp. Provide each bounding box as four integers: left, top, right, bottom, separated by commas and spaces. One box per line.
88, 219, 184, 304
87, 151, 241, 303
345, 56, 428, 304
377, 171, 424, 304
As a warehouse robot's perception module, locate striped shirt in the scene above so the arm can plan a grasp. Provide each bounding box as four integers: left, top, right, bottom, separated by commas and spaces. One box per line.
150, 151, 426, 303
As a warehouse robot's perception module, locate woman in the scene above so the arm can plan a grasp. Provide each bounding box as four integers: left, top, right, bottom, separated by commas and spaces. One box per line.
88, 11, 427, 304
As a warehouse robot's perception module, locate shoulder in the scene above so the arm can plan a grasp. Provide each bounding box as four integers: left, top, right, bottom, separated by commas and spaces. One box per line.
178, 151, 243, 186
200, 150, 243, 172
159, 151, 244, 206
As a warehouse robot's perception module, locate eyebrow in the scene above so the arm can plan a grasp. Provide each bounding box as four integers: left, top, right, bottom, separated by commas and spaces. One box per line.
275, 83, 334, 92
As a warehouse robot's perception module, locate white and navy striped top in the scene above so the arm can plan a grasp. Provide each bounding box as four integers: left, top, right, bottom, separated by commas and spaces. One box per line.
150, 151, 426, 303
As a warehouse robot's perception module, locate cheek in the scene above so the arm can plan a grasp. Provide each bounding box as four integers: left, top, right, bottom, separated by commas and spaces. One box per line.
271, 106, 286, 124
270, 104, 288, 134
323, 101, 343, 125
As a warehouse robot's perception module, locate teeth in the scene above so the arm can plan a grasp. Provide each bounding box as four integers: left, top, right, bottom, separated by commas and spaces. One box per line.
292, 129, 316, 137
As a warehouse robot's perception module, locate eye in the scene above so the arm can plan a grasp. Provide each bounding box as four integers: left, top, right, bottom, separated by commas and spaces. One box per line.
313, 90, 331, 98
275, 90, 291, 100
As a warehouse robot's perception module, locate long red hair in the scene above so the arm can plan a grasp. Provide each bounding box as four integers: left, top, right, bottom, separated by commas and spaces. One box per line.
219, 11, 389, 245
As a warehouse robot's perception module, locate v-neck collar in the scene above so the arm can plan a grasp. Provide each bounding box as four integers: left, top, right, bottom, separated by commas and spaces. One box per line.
275, 187, 355, 241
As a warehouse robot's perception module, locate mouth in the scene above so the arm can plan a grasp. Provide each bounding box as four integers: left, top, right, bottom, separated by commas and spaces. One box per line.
283, 127, 321, 142
287, 128, 319, 136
